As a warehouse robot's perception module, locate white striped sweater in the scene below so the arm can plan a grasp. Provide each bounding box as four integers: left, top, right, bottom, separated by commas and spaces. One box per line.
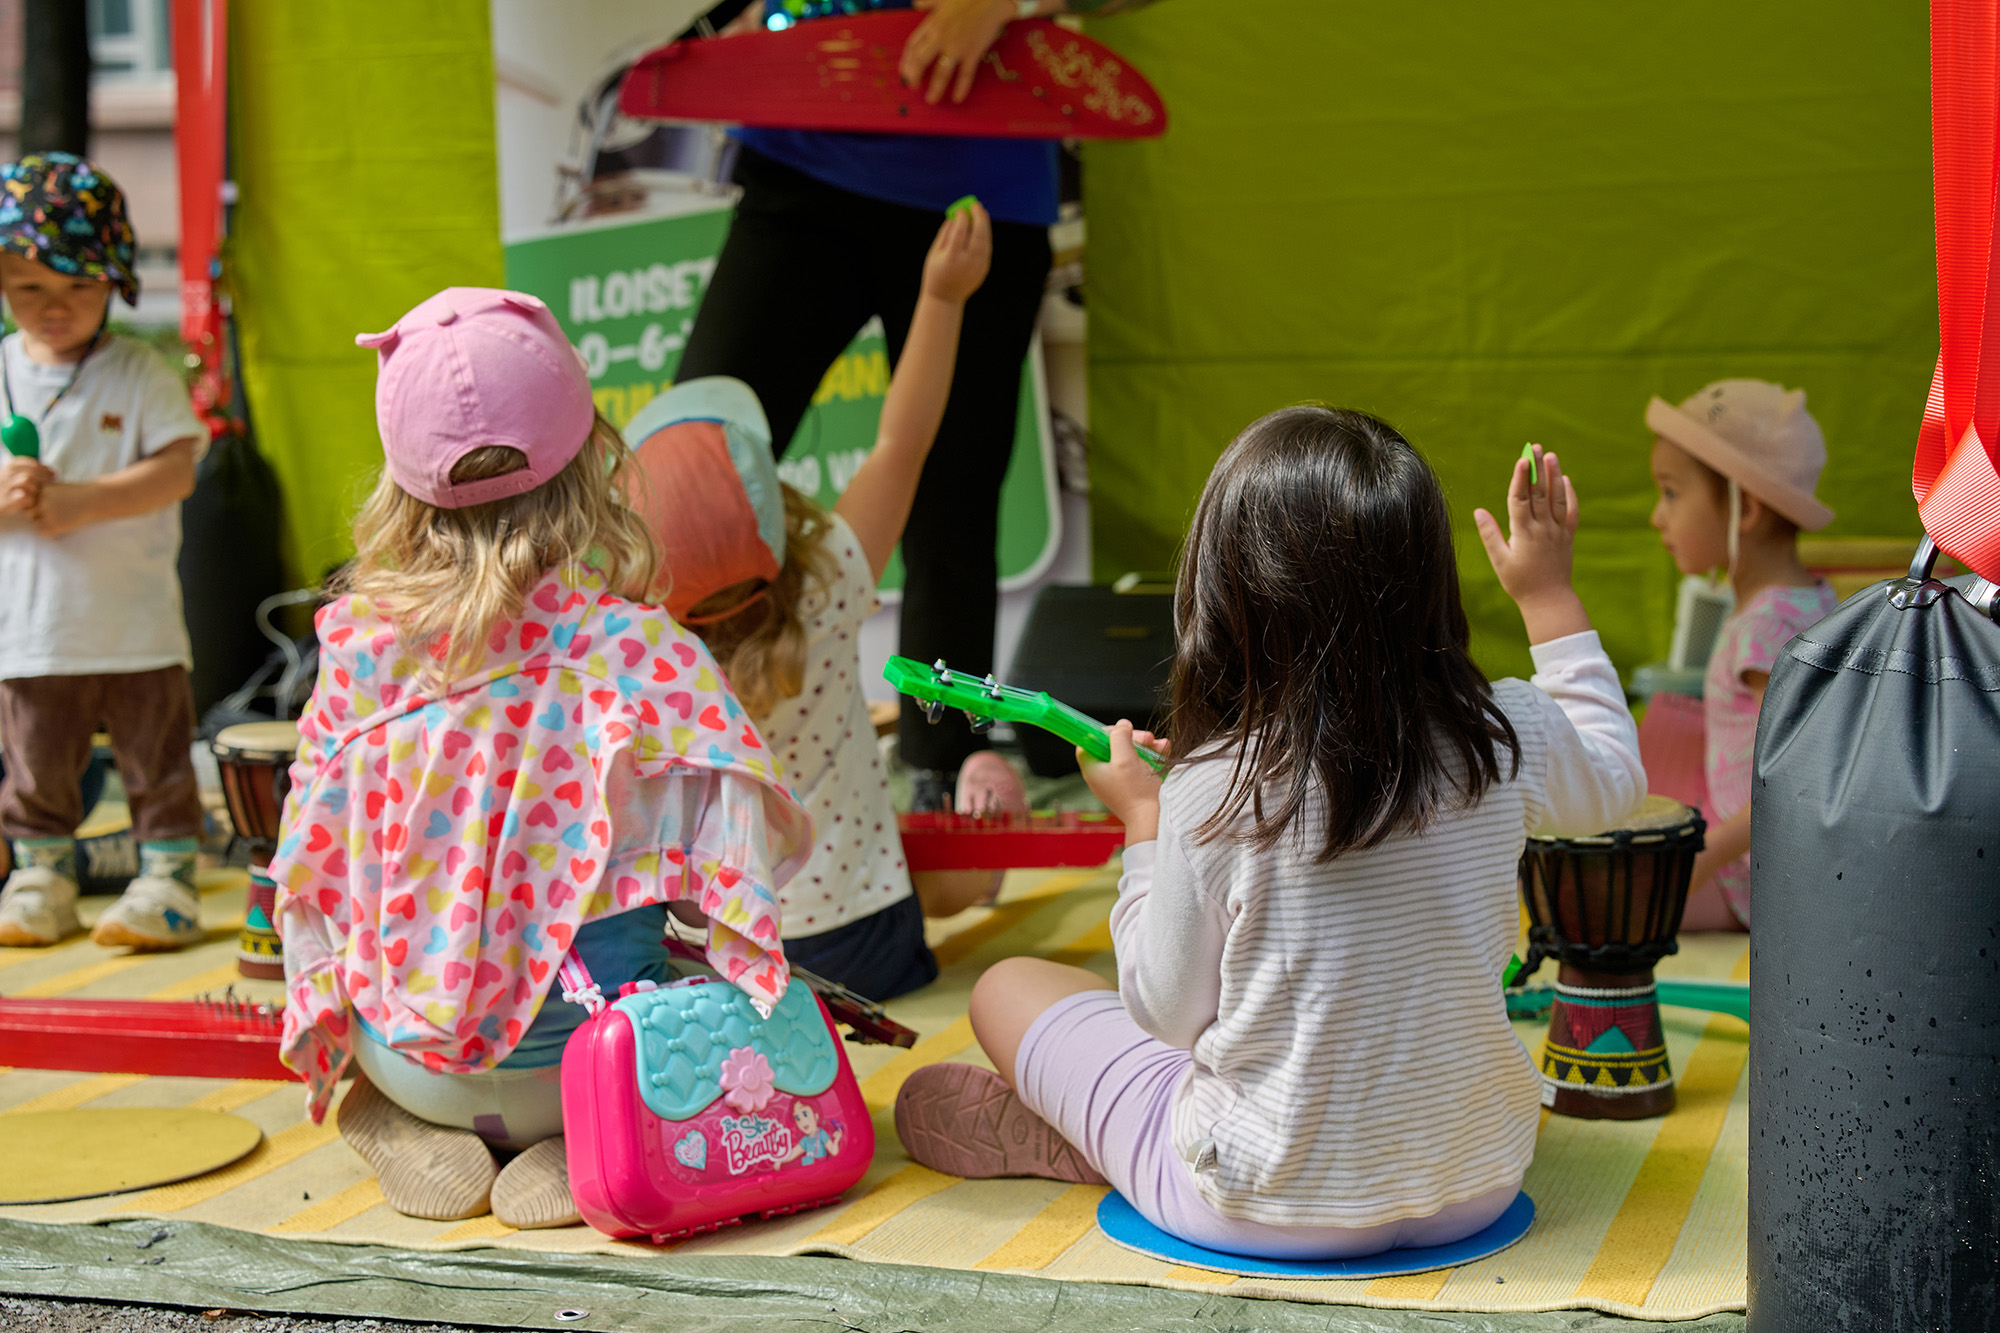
1111, 630, 1644, 1228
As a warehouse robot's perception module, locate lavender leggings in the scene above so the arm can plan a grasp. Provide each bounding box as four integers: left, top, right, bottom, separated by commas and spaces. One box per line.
1014, 990, 1519, 1260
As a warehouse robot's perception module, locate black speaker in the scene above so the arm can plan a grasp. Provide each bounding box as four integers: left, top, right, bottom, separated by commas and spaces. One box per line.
1007, 584, 1173, 778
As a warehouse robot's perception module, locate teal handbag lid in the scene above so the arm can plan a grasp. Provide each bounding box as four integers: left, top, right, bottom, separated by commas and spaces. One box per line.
614, 977, 839, 1123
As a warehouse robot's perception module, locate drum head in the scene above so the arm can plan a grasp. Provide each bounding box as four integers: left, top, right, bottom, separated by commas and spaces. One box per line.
1625, 794, 1695, 831
213, 720, 302, 761
1528, 794, 1698, 847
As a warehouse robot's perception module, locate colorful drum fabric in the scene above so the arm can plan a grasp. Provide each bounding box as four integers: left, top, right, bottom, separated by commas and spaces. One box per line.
236, 856, 283, 980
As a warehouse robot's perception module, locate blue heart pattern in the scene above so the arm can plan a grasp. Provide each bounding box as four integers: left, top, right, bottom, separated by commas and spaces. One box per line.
673, 1129, 708, 1171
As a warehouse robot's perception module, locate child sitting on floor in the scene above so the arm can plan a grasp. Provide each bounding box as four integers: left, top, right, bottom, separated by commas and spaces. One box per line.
895, 410, 1645, 1260
272, 288, 809, 1228
1646, 380, 1836, 930
0, 152, 209, 951
621, 203, 994, 1003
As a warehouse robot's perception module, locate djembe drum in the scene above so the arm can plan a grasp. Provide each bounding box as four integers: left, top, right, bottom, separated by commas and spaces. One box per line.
211, 721, 301, 981
1518, 795, 1705, 1119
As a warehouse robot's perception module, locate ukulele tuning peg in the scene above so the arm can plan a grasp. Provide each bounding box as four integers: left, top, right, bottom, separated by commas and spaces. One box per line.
921, 699, 946, 724
965, 711, 993, 734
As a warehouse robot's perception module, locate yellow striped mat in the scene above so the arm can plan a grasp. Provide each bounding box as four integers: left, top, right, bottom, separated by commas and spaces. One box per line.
0, 864, 1748, 1320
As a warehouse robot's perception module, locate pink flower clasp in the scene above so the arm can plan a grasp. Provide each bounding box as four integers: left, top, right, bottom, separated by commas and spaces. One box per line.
718, 1046, 775, 1113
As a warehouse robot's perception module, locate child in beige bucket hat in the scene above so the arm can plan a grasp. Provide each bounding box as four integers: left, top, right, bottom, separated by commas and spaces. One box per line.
1645, 379, 1838, 932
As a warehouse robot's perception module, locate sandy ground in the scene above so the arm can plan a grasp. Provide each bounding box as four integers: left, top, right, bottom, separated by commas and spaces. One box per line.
0, 1298, 493, 1332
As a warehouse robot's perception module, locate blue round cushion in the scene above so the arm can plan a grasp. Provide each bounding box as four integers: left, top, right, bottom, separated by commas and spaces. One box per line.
1095, 1189, 1535, 1279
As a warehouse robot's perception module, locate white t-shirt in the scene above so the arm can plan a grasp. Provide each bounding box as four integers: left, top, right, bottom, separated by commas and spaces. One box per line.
1110, 631, 1646, 1228
760, 511, 912, 939
0, 333, 206, 679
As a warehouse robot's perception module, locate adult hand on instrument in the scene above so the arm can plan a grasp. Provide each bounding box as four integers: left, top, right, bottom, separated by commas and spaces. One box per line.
0, 455, 51, 517
902, 0, 1017, 105
921, 202, 993, 303
1078, 720, 1166, 846
1474, 443, 1591, 645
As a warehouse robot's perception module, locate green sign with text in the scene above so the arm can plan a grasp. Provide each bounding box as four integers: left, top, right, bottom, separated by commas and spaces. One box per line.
504, 207, 1057, 594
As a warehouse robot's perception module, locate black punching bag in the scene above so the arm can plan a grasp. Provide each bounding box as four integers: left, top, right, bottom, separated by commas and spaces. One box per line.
1749, 557, 2000, 1330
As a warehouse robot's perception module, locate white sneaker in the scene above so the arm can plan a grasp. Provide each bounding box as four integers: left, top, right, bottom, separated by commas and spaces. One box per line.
91, 875, 203, 951
0, 865, 81, 947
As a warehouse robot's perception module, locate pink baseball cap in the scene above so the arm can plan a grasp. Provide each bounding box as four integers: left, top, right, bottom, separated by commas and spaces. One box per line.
356, 287, 595, 509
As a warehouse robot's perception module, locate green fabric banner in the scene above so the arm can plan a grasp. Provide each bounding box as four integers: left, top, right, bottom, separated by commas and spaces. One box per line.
229, 0, 505, 585
1082, 3, 1934, 679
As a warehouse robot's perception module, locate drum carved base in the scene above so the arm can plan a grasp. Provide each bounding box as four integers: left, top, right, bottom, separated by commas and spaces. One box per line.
1538, 966, 1675, 1119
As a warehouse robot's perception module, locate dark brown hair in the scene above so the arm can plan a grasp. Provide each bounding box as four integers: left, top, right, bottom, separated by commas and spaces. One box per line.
1167, 405, 1520, 862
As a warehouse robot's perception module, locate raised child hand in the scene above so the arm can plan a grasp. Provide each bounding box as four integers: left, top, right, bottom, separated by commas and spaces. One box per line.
921, 202, 992, 305
1472, 444, 1591, 644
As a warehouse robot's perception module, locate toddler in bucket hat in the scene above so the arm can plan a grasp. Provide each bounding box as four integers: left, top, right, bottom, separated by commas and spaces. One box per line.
1643, 378, 1839, 934
0, 151, 139, 306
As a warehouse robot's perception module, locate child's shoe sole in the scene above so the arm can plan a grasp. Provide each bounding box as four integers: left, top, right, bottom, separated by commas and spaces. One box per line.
336, 1075, 496, 1221
491, 1137, 580, 1229
894, 1062, 1106, 1185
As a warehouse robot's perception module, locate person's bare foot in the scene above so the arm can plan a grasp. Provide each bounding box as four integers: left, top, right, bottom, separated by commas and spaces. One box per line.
914, 752, 1030, 917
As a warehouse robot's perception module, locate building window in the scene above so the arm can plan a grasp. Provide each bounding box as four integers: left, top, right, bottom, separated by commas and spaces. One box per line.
87, 0, 171, 81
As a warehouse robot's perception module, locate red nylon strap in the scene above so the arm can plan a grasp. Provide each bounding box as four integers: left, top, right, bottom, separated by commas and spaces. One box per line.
1918, 0, 2000, 580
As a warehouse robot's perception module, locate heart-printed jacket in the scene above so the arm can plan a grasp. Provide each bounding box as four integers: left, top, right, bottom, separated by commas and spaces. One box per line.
271, 564, 812, 1122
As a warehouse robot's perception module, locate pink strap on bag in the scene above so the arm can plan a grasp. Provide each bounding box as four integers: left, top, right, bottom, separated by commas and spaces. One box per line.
557, 952, 605, 1016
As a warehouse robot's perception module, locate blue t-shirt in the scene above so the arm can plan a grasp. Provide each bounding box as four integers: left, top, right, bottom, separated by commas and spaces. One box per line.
733, 0, 1059, 226
356, 905, 677, 1071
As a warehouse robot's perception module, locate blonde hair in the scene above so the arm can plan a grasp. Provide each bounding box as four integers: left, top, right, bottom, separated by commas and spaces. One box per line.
683, 484, 839, 718
340, 414, 658, 687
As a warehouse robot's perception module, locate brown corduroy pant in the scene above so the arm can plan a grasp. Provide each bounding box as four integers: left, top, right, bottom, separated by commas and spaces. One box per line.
0, 666, 202, 843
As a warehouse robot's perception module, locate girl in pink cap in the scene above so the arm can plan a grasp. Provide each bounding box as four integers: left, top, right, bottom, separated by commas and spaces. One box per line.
271, 288, 810, 1228
1646, 379, 1838, 930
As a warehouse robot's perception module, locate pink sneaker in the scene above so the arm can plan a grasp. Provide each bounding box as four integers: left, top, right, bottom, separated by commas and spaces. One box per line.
894, 1062, 1105, 1184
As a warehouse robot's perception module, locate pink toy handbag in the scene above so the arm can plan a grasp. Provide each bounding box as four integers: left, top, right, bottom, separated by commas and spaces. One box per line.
556, 953, 874, 1242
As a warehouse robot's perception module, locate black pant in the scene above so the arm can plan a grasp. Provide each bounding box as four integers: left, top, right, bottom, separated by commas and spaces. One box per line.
678, 147, 1053, 773
784, 893, 937, 1002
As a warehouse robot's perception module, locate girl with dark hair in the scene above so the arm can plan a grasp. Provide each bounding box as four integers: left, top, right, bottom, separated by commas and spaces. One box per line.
894, 407, 1645, 1259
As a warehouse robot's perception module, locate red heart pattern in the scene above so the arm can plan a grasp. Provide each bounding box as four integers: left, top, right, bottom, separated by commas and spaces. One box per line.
265, 564, 806, 1123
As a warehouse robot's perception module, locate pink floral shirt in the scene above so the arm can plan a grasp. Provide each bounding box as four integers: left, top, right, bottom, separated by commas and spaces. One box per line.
1703, 580, 1838, 925
272, 565, 812, 1121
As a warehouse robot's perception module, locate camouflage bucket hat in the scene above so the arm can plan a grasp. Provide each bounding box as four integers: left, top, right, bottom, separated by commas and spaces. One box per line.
0, 152, 138, 306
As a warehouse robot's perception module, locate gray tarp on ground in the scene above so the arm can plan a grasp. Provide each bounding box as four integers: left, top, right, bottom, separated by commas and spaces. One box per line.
0, 1216, 1747, 1332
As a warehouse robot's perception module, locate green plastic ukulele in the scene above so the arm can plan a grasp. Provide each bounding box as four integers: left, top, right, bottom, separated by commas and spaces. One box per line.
883, 656, 1167, 773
